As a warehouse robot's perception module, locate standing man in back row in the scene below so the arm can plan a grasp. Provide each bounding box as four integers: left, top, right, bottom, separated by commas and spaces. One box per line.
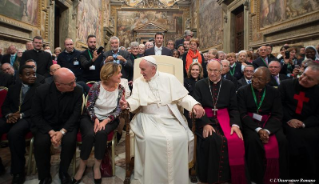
144, 32, 172, 56
79, 35, 104, 82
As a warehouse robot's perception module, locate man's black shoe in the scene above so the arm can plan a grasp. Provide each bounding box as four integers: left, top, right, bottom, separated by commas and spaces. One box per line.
12, 173, 25, 184
59, 172, 72, 184
39, 176, 52, 184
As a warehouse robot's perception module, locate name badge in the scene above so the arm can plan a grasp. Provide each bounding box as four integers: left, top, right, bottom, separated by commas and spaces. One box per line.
253, 113, 262, 121
193, 58, 198, 63
89, 65, 95, 70
73, 61, 79, 65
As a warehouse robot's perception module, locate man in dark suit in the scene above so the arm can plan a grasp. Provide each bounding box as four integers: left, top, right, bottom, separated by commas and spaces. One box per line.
144, 32, 172, 56
102, 36, 133, 81
238, 65, 254, 88
0, 71, 13, 87
32, 68, 82, 184
268, 61, 290, 87
24, 59, 46, 84
221, 60, 239, 90
174, 30, 193, 49
253, 45, 278, 69
20, 36, 52, 77
0, 65, 41, 184
1, 45, 20, 71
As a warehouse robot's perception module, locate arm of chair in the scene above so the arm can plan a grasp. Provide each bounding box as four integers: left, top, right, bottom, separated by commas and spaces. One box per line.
190, 112, 198, 182
122, 109, 134, 184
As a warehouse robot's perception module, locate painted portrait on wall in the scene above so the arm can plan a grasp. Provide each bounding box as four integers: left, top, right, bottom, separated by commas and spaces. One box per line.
0, 0, 39, 26
77, 0, 103, 46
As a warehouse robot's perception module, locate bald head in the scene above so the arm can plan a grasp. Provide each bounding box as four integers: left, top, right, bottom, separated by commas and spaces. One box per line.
252, 67, 270, 90
54, 68, 76, 92
2, 63, 15, 75
64, 38, 74, 53
207, 60, 223, 82
50, 64, 61, 75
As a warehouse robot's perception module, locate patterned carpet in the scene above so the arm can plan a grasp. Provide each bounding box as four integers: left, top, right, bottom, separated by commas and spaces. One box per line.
0, 132, 198, 184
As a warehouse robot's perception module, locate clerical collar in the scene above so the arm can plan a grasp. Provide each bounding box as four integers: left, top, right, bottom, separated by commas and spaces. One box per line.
209, 77, 221, 85
34, 49, 42, 52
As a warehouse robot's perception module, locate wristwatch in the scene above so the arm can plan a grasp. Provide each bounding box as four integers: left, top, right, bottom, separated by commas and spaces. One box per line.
20, 113, 23, 119
60, 129, 66, 135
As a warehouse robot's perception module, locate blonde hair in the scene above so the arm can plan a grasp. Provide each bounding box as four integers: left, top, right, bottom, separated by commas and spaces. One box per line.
190, 38, 200, 47
100, 62, 122, 81
187, 62, 203, 79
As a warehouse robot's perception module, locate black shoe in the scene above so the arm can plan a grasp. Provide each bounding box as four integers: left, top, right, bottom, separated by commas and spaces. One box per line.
12, 173, 25, 184
59, 172, 72, 184
71, 177, 82, 184
0, 158, 5, 175
39, 176, 52, 184
94, 178, 102, 184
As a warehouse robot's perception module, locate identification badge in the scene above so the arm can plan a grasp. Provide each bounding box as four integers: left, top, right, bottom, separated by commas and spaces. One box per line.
73, 61, 79, 65
89, 65, 95, 70
193, 58, 198, 63
253, 113, 262, 121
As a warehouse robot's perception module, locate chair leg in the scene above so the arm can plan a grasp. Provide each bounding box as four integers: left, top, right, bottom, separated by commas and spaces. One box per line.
112, 132, 117, 176
27, 138, 34, 175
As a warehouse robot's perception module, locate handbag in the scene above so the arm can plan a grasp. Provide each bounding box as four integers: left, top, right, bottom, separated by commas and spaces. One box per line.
100, 147, 113, 177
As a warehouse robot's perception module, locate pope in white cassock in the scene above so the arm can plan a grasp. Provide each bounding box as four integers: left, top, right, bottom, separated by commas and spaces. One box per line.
120, 56, 205, 184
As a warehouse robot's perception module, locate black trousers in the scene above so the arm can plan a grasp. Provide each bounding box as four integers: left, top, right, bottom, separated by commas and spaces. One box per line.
0, 118, 31, 174
34, 129, 77, 179
80, 116, 119, 160
243, 128, 289, 184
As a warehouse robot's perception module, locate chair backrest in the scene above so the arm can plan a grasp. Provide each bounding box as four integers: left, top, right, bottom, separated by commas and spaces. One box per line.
86, 81, 96, 88
133, 55, 184, 83
0, 86, 8, 118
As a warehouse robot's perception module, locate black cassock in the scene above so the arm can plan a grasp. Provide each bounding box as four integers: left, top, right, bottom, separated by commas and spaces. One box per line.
237, 84, 288, 183
194, 78, 244, 183
279, 79, 319, 180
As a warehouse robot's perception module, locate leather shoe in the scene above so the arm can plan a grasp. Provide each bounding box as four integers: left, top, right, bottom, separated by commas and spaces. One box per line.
94, 178, 102, 184
39, 176, 52, 184
59, 172, 72, 184
12, 173, 25, 184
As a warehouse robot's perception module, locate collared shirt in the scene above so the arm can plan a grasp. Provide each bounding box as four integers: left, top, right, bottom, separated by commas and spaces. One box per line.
21, 83, 30, 102
154, 46, 162, 55
272, 74, 280, 85
245, 78, 252, 84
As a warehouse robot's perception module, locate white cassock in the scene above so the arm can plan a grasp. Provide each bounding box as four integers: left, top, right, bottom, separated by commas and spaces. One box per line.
127, 71, 198, 184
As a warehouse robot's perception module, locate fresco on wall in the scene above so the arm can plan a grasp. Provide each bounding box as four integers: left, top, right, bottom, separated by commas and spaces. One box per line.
0, 0, 39, 26
77, 0, 103, 46
260, 0, 319, 28
117, 10, 183, 47
198, 0, 223, 50
191, 0, 198, 29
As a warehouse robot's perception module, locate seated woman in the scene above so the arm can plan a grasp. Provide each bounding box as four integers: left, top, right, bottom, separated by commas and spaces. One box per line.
72, 62, 125, 184
184, 62, 204, 128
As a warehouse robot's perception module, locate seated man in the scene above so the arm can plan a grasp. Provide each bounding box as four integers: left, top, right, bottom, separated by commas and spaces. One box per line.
0, 65, 41, 184
24, 59, 45, 84
268, 61, 290, 87
194, 60, 248, 184
237, 67, 288, 184
120, 56, 204, 184
32, 68, 82, 184
238, 64, 254, 88
45, 64, 61, 83
279, 64, 319, 180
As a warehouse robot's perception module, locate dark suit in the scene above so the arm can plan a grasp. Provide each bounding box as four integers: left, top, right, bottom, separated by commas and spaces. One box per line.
13, 73, 45, 84
175, 38, 184, 49
222, 72, 239, 90
21, 50, 52, 77
0, 81, 40, 174
268, 74, 290, 87
1, 54, 20, 71
0, 72, 13, 87
253, 56, 279, 69
230, 62, 243, 80
144, 46, 172, 56
238, 77, 250, 89
32, 83, 82, 179
102, 50, 133, 80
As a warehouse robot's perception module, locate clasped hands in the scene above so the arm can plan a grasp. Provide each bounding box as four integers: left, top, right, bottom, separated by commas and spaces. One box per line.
49, 130, 64, 148
6, 111, 20, 123
287, 119, 304, 129
105, 55, 125, 63
94, 118, 110, 133
258, 129, 269, 144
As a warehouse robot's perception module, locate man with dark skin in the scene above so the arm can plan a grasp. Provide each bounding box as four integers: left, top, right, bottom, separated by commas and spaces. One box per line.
237, 67, 288, 183
0, 65, 40, 184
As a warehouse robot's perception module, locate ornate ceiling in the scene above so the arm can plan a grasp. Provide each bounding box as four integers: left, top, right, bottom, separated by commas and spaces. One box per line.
111, 0, 191, 8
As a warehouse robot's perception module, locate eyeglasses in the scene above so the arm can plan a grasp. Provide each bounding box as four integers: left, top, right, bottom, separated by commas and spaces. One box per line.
58, 78, 77, 86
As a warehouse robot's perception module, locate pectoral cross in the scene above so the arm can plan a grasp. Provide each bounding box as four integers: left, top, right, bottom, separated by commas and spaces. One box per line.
212, 105, 218, 116
293, 92, 309, 114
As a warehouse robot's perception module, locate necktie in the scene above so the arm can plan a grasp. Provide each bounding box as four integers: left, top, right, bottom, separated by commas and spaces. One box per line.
10, 55, 15, 66
274, 75, 280, 85
248, 80, 251, 84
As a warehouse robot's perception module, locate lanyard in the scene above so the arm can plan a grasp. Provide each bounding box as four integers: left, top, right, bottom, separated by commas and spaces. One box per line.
261, 57, 268, 66
251, 84, 266, 113
229, 63, 236, 76
88, 50, 93, 60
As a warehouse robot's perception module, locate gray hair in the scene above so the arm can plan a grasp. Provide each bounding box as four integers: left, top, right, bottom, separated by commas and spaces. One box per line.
221, 59, 230, 66
130, 41, 139, 48
244, 64, 254, 70
110, 36, 120, 43
139, 44, 145, 48
238, 50, 247, 56
269, 60, 281, 67
184, 30, 192, 37
306, 63, 319, 82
